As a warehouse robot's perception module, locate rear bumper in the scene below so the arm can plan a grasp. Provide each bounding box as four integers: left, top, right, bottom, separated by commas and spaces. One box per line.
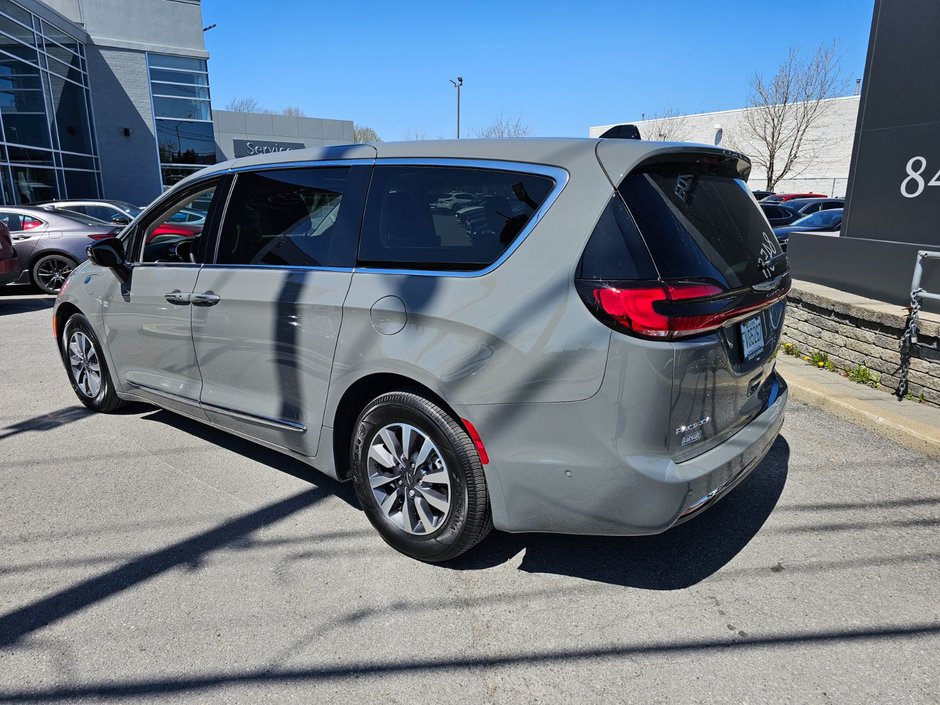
471, 373, 787, 535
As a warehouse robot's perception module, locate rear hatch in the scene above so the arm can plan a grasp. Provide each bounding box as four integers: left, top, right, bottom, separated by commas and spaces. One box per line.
582, 148, 789, 461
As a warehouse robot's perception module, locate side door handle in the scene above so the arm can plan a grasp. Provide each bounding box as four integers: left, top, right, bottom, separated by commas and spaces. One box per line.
190, 291, 221, 307
164, 290, 191, 305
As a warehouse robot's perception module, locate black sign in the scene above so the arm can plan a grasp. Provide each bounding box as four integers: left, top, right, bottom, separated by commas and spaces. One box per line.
842, 0, 940, 247
233, 139, 306, 158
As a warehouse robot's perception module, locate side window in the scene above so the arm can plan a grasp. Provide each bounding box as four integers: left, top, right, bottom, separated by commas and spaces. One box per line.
216, 167, 362, 268
67, 205, 89, 216
358, 166, 555, 270
138, 182, 221, 264
0, 213, 43, 231
85, 205, 115, 222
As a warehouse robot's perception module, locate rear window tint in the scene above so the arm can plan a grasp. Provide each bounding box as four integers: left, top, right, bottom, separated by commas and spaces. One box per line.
358, 166, 554, 270
619, 169, 782, 288
578, 196, 657, 281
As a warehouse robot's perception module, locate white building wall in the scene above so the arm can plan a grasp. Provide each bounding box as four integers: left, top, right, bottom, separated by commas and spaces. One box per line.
590, 96, 861, 197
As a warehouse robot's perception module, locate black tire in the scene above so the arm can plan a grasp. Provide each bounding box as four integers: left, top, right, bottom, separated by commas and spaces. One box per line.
31, 253, 77, 295
61, 313, 127, 413
351, 391, 492, 562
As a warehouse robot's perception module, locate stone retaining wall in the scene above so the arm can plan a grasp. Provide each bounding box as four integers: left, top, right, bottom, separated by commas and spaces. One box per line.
782, 281, 940, 407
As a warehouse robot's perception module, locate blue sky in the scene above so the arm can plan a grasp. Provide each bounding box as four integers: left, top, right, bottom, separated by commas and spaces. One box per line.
202, 0, 875, 141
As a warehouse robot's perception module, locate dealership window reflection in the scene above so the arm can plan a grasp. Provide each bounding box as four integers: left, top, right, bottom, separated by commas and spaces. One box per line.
148, 53, 215, 190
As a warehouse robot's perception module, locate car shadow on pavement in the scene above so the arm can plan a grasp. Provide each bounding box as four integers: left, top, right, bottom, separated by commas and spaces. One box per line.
448, 436, 791, 589
140, 408, 358, 507
0, 296, 53, 316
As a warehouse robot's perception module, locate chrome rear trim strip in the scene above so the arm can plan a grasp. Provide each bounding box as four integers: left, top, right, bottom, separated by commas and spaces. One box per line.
126, 381, 306, 433
200, 401, 307, 433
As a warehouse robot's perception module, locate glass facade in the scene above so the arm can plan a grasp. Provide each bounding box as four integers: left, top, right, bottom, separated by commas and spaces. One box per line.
148, 53, 215, 189
0, 0, 99, 204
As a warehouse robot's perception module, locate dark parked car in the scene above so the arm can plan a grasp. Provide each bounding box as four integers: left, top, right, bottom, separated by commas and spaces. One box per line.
773, 208, 843, 249
782, 197, 844, 215
0, 207, 113, 293
752, 190, 774, 201
36, 199, 143, 225
0, 221, 19, 286
760, 203, 802, 227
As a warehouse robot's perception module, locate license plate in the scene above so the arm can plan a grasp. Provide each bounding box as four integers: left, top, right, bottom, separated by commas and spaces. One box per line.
740, 316, 765, 360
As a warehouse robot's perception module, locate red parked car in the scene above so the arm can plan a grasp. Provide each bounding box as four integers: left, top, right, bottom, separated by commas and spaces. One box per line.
0, 220, 20, 286
147, 222, 202, 242
761, 192, 828, 203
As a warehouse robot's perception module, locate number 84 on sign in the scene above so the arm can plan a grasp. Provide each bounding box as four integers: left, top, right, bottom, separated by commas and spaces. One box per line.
901, 156, 940, 198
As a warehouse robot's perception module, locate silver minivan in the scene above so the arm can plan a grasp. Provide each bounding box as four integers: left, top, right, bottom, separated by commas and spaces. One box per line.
54, 138, 789, 561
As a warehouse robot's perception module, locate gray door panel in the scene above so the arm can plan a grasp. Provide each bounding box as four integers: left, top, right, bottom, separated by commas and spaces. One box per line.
101, 264, 206, 418
191, 267, 352, 456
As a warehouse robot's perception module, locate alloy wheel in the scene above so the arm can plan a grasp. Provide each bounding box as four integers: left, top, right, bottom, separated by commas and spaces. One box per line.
68, 330, 101, 398
35, 255, 74, 293
367, 423, 452, 535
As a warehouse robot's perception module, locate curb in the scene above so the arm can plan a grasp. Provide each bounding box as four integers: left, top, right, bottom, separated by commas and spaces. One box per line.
778, 356, 940, 461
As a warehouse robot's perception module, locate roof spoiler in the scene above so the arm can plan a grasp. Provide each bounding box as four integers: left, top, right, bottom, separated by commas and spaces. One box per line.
599, 124, 641, 140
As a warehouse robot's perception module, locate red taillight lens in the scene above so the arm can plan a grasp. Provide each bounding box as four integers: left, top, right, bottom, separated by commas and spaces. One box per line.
87, 233, 112, 241
591, 282, 726, 338
583, 279, 788, 340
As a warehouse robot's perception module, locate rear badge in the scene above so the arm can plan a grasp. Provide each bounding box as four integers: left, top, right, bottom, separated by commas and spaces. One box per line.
676, 416, 710, 446
680, 430, 704, 447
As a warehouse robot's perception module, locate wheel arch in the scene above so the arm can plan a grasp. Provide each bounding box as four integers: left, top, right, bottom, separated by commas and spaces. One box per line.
331, 372, 463, 481
54, 301, 83, 346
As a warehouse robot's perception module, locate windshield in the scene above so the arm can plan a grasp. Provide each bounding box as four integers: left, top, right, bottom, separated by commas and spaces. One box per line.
792, 209, 842, 229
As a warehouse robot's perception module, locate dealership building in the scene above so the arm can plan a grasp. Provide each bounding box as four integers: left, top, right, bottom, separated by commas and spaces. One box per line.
1, 0, 353, 207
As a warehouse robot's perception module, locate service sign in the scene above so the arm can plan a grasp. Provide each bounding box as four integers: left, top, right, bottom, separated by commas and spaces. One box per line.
233, 139, 306, 158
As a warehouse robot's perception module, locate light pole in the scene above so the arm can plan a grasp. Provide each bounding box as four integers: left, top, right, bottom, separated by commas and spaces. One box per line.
449, 76, 463, 138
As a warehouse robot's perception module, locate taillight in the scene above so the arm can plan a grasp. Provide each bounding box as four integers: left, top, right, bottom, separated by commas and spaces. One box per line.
87, 233, 112, 241
579, 280, 788, 340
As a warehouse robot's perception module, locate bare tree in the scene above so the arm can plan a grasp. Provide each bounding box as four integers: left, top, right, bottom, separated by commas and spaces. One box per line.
641, 108, 692, 142
402, 130, 432, 141
353, 124, 382, 143
474, 113, 533, 139
225, 96, 265, 112
281, 106, 306, 117
734, 43, 844, 190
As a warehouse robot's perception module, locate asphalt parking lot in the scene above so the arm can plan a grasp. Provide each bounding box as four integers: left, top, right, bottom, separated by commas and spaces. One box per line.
1, 288, 938, 704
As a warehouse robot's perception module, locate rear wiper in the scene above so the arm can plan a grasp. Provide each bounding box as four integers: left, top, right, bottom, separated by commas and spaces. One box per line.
757, 252, 788, 272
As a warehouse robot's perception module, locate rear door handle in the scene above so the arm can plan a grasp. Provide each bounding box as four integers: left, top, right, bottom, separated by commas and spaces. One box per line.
190, 291, 221, 307
164, 290, 191, 305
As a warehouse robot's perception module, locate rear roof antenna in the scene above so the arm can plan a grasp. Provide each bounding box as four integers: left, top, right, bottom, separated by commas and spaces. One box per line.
599, 124, 642, 140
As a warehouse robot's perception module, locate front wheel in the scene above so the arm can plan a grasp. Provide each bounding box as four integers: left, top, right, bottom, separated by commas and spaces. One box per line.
61, 313, 126, 413
351, 391, 492, 562
32, 253, 77, 294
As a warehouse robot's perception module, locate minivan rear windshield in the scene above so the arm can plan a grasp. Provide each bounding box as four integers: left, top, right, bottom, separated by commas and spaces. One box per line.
619, 167, 782, 289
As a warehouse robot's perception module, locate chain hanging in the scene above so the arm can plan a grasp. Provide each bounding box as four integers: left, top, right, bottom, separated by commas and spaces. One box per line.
895, 287, 924, 400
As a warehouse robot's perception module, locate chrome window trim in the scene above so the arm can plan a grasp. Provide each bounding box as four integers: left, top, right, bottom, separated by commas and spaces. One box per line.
161, 158, 568, 278
200, 263, 354, 273
229, 159, 376, 173
356, 158, 569, 278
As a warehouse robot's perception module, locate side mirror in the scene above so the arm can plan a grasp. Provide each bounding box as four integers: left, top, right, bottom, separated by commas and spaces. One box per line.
87, 237, 129, 282
111, 214, 130, 224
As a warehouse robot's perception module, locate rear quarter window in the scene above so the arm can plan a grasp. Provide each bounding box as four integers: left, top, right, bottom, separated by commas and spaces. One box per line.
358, 165, 555, 270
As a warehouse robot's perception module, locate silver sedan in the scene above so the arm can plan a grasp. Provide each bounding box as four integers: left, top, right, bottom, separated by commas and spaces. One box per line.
0, 206, 116, 294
